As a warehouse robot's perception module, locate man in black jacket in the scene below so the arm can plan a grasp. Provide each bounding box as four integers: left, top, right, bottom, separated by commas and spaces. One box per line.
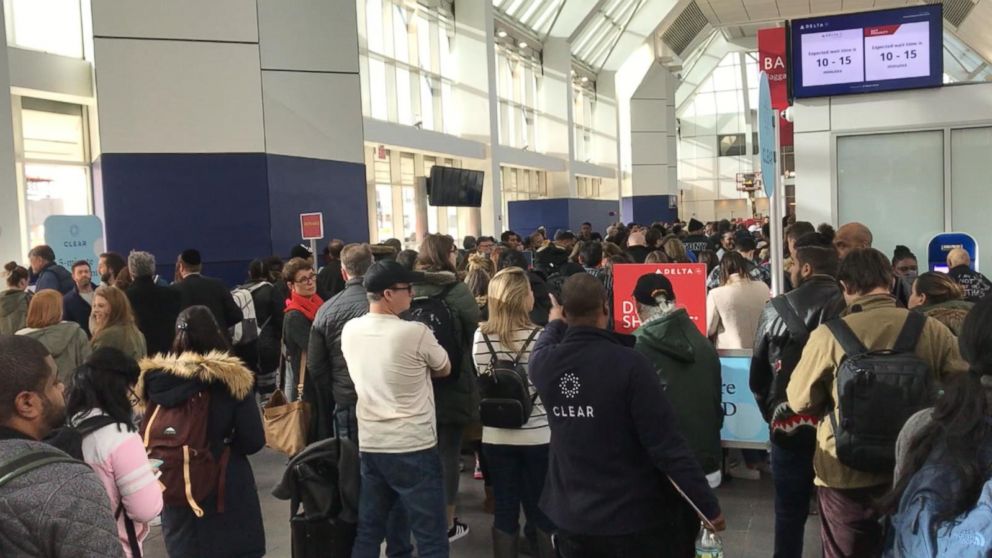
126, 251, 182, 356
534, 231, 574, 276
62, 261, 94, 337
316, 239, 346, 301
750, 232, 845, 558
308, 243, 374, 443
170, 249, 242, 332
529, 274, 724, 556
683, 218, 713, 256
947, 248, 991, 302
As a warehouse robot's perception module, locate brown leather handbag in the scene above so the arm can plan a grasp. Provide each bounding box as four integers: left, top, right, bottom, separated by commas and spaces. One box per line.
263, 350, 311, 456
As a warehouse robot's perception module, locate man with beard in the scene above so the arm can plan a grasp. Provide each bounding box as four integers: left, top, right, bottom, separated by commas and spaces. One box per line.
750, 233, 846, 557
98, 252, 126, 285
0, 335, 124, 557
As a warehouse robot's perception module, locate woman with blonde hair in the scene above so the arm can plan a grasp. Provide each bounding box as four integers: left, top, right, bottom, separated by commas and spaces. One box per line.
662, 235, 692, 263
90, 285, 147, 362
466, 253, 493, 314
16, 289, 90, 383
472, 267, 554, 557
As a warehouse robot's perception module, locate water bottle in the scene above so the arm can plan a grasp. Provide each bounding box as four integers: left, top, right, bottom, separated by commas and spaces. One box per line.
695, 523, 724, 558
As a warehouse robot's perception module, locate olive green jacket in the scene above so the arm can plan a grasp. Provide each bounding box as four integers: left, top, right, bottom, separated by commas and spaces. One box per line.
92, 324, 147, 363
787, 294, 968, 490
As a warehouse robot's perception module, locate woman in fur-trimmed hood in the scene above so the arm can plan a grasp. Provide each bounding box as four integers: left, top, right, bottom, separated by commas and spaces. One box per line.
138, 305, 266, 558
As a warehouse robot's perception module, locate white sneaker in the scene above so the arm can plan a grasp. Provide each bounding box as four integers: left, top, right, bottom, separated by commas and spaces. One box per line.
448, 518, 470, 542
728, 462, 760, 480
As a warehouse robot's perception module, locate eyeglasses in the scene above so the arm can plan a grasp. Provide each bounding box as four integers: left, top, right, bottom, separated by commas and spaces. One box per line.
295, 274, 317, 284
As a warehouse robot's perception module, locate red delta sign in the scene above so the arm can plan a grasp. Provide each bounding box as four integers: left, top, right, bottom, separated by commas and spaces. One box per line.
612, 264, 708, 335
300, 212, 324, 240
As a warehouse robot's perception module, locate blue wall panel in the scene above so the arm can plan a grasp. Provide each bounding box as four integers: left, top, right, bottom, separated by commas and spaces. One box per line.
265, 154, 369, 254
566, 199, 619, 235
96, 153, 272, 286
507, 199, 569, 238
621, 195, 678, 225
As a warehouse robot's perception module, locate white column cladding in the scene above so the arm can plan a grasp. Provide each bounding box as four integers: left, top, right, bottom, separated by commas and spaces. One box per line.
455, 0, 501, 235
0, 7, 23, 262
542, 37, 576, 199
630, 62, 678, 196
256, 0, 364, 165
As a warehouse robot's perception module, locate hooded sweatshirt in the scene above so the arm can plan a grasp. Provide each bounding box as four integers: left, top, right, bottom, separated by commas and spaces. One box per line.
0, 289, 29, 335
634, 308, 724, 474
16, 322, 91, 384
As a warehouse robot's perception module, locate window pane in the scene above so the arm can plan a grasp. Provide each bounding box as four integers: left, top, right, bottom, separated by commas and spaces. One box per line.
396, 66, 413, 125
401, 186, 415, 245
5, 0, 82, 58
21, 104, 85, 162
375, 184, 394, 240
392, 5, 409, 63
366, 0, 384, 53
420, 75, 435, 130
417, 16, 431, 72
25, 163, 89, 249
447, 207, 458, 238
950, 127, 992, 269
368, 58, 388, 120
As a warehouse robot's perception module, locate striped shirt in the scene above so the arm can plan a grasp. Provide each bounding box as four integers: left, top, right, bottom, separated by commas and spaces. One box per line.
473, 327, 550, 446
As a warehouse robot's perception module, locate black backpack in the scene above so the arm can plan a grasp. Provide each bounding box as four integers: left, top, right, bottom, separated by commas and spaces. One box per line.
403, 284, 462, 384
478, 329, 541, 429
766, 297, 820, 449
825, 311, 935, 473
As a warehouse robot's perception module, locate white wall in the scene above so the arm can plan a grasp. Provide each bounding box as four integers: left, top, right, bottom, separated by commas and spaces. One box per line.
794, 82, 992, 265
91, 0, 258, 42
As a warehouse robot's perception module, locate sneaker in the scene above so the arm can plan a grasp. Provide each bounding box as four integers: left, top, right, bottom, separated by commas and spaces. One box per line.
728, 462, 761, 480
448, 518, 470, 542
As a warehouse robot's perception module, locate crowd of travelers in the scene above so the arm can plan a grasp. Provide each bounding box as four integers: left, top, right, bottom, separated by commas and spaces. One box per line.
0, 212, 990, 558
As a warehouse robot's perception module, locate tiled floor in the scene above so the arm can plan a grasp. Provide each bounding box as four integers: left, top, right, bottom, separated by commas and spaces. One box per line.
144, 448, 822, 557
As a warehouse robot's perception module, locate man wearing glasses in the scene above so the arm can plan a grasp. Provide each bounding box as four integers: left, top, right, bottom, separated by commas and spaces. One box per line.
342, 260, 452, 558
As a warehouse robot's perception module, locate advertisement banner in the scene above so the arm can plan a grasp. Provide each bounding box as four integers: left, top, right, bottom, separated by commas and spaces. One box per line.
719, 352, 770, 448
758, 27, 794, 148
928, 232, 979, 272
43, 215, 105, 285
300, 212, 324, 240
611, 263, 708, 335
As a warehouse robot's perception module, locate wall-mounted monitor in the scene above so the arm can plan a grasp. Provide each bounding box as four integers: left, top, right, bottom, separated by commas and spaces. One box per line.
428, 166, 484, 207
790, 5, 943, 99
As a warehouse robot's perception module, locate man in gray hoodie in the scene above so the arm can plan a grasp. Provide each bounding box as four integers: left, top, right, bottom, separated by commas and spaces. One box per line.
0, 335, 124, 558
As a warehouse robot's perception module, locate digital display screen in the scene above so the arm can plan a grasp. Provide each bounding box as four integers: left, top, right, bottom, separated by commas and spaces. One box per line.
791, 5, 943, 98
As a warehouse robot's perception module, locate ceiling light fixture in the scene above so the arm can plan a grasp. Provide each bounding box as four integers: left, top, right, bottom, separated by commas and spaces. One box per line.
581, 76, 589, 82
519, 41, 528, 49
497, 30, 508, 38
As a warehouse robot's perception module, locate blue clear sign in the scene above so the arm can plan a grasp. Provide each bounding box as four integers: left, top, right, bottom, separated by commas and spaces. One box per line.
758, 72, 777, 199
44, 215, 105, 285
928, 232, 978, 272
720, 355, 769, 447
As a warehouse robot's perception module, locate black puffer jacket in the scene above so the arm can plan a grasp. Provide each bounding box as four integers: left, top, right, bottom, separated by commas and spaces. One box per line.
308, 277, 369, 440
750, 275, 845, 426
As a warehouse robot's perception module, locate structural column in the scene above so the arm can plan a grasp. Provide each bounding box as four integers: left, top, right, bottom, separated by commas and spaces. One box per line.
88, 0, 367, 284
623, 61, 678, 224
0, 8, 22, 262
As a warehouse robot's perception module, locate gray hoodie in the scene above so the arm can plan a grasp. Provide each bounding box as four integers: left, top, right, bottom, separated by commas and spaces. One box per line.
0, 289, 28, 336
16, 323, 91, 384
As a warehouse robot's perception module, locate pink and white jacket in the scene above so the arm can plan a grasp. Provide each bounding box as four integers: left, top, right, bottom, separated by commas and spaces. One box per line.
73, 409, 164, 558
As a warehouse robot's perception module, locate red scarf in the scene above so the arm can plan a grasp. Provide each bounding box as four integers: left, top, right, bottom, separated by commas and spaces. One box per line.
285, 291, 323, 322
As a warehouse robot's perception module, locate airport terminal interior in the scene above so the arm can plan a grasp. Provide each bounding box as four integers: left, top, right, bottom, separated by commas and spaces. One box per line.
2, 0, 992, 557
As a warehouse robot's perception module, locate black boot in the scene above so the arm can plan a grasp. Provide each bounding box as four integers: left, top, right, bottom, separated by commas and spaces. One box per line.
535, 530, 556, 558
492, 527, 519, 558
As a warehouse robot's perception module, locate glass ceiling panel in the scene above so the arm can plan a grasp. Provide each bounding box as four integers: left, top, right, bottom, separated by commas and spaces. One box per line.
493, 0, 566, 38
943, 29, 992, 83
571, 0, 644, 70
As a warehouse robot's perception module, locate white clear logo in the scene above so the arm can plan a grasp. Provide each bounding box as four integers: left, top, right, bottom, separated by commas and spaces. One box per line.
560, 372, 581, 399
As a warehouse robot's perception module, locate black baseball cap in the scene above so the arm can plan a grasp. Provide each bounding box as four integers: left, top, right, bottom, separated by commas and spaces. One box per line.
362, 260, 425, 293
633, 273, 676, 306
